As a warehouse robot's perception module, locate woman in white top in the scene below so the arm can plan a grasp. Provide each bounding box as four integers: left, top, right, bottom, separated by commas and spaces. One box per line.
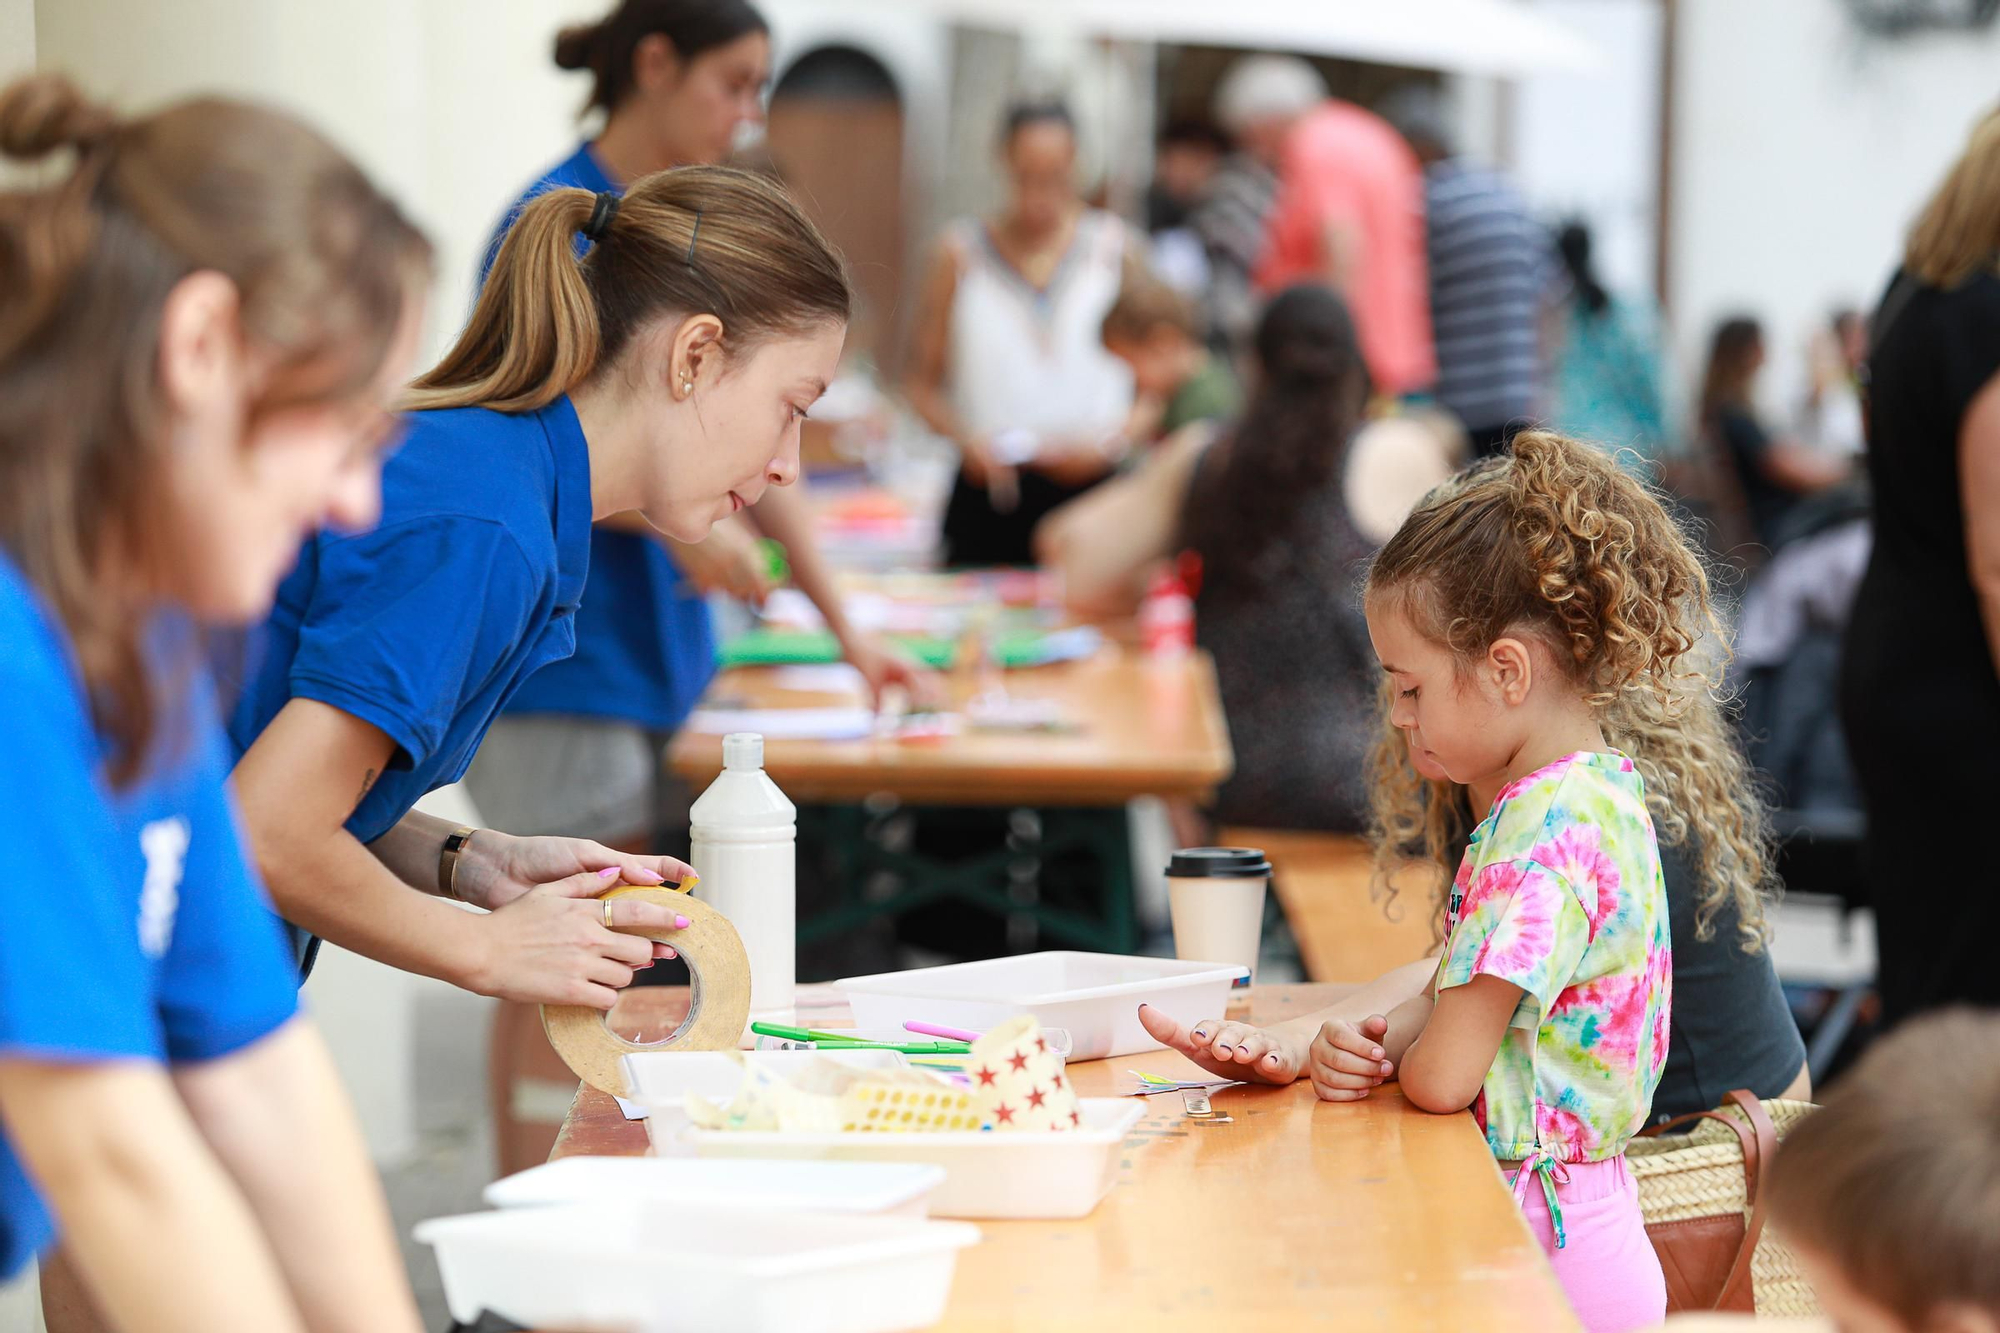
906, 100, 1145, 565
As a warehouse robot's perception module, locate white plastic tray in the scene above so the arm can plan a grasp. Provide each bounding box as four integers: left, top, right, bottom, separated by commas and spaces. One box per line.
684, 1098, 1145, 1220
484, 1156, 946, 1218
418, 1203, 977, 1333
833, 952, 1248, 1060
622, 1050, 908, 1154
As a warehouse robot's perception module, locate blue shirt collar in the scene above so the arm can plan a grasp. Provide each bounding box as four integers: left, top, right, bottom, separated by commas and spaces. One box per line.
568, 140, 619, 194
534, 393, 593, 613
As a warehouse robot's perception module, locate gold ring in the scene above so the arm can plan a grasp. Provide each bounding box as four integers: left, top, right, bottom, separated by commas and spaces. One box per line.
602, 898, 616, 930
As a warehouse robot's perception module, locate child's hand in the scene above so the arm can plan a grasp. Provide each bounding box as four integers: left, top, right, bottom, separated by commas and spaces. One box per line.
1136, 1004, 1306, 1085
1307, 1015, 1396, 1102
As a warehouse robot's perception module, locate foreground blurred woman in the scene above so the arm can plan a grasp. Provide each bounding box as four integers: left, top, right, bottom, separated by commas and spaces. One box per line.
0, 75, 431, 1333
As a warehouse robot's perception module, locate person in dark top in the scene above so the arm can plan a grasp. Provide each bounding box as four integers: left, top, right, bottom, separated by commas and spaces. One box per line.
1840, 105, 2000, 1027
1700, 316, 1849, 553
1179, 286, 1379, 831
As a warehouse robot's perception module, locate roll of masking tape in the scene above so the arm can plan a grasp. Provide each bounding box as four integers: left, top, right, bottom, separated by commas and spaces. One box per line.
541, 885, 753, 1097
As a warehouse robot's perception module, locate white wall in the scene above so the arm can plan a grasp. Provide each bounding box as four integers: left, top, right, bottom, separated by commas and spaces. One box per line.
34, 0, 602, 363
1669, 0, 2000, 403
1510, 0, 1663, 304
1, 0, 28, 78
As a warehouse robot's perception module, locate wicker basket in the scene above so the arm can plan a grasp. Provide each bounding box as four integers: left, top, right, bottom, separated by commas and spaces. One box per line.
1627, 1096, 1820, 1317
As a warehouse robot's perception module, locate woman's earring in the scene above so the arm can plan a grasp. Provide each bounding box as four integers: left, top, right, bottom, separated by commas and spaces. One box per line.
680, 374, 693, 397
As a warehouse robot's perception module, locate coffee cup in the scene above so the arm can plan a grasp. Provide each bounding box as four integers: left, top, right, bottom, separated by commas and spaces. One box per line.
1165, 847, 1272, 985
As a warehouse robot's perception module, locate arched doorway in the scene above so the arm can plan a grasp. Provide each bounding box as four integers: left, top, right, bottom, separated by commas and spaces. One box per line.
765, 44, 906, 374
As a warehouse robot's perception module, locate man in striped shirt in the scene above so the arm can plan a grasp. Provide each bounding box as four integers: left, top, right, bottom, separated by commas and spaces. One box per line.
1381, 85, 1559, 457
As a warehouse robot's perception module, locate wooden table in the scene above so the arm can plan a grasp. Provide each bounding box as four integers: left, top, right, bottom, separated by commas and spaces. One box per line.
667, 648, 1233, 954
560, 986, 1580, 1333
668, 648, 1234, 807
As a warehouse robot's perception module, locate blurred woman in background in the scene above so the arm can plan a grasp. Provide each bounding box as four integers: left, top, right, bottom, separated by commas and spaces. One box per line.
1700, 314, 1850, 553
1181, 285, 1454, 832
463, 0, 925, 853
1841, 105, 2000, 1025
0, 75, 430, 1333
906, 99, 1145, 567
1546, 220, 1673, 477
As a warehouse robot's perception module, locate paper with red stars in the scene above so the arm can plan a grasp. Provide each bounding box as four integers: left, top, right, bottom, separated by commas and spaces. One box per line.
966, 1015, 1079, 1133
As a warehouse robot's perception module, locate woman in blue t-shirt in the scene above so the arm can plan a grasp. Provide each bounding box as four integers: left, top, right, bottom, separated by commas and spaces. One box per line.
0, 77, 430, 1333
227, 164, 853, 1007
462, 0, 927, 848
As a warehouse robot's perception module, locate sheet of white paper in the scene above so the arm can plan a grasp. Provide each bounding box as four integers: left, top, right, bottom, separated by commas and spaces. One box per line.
756, 587, 823, 630
768, 664, 867, 694
682, 707, 877, 740
616, 1095, 649, 1120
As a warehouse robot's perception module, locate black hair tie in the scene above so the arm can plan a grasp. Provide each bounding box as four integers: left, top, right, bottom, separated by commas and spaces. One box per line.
685, 208, 704, 266
582, 191, 620, 242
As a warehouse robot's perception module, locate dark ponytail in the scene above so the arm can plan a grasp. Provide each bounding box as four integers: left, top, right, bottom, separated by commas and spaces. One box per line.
555, 0, 768, 117
1556, 221, 1608, 317
1181, 284, 1369, 593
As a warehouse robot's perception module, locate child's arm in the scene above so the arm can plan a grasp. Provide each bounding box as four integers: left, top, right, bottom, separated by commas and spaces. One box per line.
1397, 975, 1525, 1115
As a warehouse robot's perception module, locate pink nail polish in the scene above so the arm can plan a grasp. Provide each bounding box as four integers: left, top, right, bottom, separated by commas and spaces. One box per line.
674, 914, 690, 929
630, 867, 666, 883
597, 867, 619, 880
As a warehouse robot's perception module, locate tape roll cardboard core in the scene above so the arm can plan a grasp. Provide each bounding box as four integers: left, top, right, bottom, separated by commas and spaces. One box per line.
541, 886, 752, 1097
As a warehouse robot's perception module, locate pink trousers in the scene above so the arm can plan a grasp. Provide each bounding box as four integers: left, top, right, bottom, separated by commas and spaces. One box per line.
1514, 1154, 1667, 1333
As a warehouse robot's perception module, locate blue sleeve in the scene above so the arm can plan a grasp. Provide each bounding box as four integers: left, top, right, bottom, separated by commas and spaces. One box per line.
474, 216, 511, 295
155, 723, 300, 1063
286, 516, 539, 772
0, 650, 161, 1063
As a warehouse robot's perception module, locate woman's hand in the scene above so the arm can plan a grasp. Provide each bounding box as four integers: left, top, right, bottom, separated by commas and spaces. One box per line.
667, 521, 777, 606
1305, 1015, 1396, 1102
468, 868, 693, 1008
839, 631, 945, 711
1136, 1004, 1309, 1085
1034, 438, 1119, 488
450, 829, 693, 915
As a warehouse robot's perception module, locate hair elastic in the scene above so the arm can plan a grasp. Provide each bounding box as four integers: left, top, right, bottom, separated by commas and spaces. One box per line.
582, 191, 620, 242
685, 208, 704, 265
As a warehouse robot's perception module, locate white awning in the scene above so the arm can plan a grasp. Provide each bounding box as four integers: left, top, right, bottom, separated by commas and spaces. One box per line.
892, 0, 1601, 77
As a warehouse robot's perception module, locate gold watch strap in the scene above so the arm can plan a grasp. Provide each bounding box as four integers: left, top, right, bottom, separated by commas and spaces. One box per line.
439, 826, 477, 899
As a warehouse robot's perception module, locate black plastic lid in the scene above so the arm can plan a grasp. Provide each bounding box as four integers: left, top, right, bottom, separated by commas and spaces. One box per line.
1165, 847, 1271, 879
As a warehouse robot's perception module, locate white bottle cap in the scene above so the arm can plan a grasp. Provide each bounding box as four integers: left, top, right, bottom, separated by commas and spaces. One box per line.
722, 732, 765, 771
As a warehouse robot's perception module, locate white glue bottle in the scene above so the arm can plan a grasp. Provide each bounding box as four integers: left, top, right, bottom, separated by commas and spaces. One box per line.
689, 733, 796, 1015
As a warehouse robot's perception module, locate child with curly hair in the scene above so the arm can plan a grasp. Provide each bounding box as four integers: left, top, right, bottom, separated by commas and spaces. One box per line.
1144, 430, 1739, 1329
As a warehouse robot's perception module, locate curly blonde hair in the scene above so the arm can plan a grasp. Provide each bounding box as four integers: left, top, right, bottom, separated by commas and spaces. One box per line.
1364, 430, 1777, 949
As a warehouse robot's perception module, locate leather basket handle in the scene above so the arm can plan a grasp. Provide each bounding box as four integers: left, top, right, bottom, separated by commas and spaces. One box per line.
1638, 1089, 1780, 1311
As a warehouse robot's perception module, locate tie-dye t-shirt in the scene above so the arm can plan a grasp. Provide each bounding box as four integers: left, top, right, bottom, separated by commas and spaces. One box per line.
1437, 750, 1671, 1163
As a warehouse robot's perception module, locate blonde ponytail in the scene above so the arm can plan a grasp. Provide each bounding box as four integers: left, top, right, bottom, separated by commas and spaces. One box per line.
407, 189, 602, 412
410, 164, 848, 415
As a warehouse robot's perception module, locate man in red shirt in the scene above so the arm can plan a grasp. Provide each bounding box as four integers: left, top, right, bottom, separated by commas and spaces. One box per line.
1214, 55, 1436, 397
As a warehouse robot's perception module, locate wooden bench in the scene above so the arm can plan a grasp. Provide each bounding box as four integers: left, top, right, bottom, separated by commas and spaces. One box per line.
1220, 828, 1441, 983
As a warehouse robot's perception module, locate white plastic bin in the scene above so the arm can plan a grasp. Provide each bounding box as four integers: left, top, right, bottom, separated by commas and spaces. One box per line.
621, 1049, 908, 1155
833, 952, 1248, 1060
684, 1098, 1146, 1219
415, 1202, 979, 1333
485, 1157, 946, 1218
